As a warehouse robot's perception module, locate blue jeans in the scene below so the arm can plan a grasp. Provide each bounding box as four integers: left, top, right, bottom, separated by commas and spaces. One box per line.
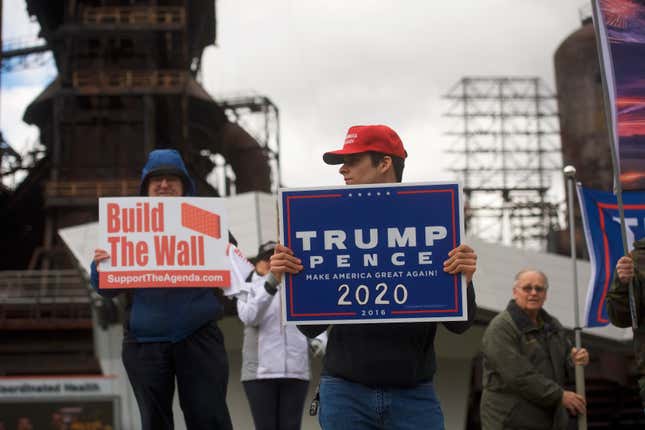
318, 375, 444, 430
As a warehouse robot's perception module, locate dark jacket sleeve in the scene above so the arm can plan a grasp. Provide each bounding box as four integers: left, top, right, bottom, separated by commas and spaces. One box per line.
90, 260, 123, 298
442, 281, 476, 334
606, 273, 640, 328
298, 324, 329, 338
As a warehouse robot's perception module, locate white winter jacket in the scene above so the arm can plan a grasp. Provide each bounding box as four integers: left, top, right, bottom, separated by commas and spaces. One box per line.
236, 272, 326, 381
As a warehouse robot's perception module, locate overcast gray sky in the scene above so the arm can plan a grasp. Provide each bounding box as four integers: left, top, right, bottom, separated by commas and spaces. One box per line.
3, 0, 587, 188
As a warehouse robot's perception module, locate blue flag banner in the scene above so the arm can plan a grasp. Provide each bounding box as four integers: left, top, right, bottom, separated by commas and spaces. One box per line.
578, 185, 645, 327
278, 182, 467, 325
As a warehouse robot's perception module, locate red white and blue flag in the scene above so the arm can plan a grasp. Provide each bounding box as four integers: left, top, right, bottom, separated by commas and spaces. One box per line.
578, 185, 645, 327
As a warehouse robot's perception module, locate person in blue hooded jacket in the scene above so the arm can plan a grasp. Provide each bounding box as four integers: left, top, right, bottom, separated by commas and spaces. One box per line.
91, 149, 233, 430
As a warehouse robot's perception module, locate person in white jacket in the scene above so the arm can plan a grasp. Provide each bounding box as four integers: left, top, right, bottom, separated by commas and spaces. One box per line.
236, 241, 326, 430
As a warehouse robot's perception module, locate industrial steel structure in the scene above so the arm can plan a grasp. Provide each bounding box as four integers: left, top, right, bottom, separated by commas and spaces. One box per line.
0, 0, 278, 376
211, 94, 281, 196
444, 76, 562, 250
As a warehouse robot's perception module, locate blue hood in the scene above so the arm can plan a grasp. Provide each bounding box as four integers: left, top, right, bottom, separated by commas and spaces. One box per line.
139, 149, 196, 196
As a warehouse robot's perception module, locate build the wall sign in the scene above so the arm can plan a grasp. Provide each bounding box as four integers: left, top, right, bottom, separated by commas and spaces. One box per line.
279, 182, 467, 325
98, 197, 230, 289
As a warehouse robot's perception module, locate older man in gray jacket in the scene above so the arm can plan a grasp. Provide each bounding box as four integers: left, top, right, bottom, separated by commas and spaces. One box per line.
480, 269, 589, 430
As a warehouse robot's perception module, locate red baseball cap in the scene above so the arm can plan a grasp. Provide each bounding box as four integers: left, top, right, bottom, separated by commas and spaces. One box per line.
323, 125, 408, 165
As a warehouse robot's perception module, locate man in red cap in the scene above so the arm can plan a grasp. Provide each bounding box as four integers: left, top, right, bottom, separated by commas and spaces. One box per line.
269, 125, 478, 429
322, 124, 407, 184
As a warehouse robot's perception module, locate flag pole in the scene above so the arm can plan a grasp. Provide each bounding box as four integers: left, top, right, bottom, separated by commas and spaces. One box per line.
564, 165, 587, 430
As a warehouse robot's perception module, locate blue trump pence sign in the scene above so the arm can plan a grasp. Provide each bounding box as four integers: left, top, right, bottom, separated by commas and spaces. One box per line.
278, 182, 467, 325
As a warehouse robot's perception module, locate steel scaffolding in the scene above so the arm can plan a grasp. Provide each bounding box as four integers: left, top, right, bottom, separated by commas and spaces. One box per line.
209, 94, 281, 195
444, 77, 562, 249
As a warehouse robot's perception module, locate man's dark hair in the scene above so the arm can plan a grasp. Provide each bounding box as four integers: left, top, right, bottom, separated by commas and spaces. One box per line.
368, 152, 405, 182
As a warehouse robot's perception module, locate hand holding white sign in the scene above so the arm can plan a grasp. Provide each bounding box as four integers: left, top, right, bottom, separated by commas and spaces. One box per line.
94, 248, 110, 266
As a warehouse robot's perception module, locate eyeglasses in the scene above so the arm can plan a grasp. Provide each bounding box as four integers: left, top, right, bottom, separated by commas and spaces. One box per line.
149, 175, 181, 184
518, 285, 547, 294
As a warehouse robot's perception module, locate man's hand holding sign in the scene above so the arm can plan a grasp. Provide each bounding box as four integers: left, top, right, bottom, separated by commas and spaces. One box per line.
269, 243, 303, 280
443, 244, 478, 283
268, 125, 478, 429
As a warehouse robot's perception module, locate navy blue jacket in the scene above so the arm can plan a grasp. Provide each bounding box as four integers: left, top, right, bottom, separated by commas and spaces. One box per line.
90, 149, 222, 343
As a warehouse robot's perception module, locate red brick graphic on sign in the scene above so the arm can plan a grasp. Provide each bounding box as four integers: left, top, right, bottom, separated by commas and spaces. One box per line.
181, 203, 221, 239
